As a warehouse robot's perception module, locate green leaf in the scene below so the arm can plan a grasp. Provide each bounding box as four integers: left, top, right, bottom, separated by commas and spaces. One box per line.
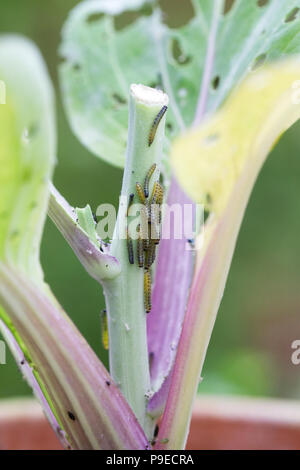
0, 35, 56, 280
59, 0, 300, 167
76, 204, 99, 247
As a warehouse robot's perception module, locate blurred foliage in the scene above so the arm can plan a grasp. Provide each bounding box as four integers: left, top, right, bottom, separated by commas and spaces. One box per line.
0, 0, 300, 401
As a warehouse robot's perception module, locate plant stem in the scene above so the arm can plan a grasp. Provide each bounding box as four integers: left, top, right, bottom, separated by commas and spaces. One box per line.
103, 84, 168, 436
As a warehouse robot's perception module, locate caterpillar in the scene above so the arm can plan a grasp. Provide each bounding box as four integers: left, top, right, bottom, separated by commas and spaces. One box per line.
143, 163, 156, 198
143, 236, 150, 252
136, 182, 147, 205
144, 270, 152, 313
127, 193, 134, 217
148, 183, 162, 244
127, 228, 134, 265
149, 214, 160, 244
148, 106, 168, 147
100, 309, 109, 350
150, 181, 163, 206
144, 247, 152, 270
144, 240, 157, 269
137, 225, 144, 268
149, 240, 157, 265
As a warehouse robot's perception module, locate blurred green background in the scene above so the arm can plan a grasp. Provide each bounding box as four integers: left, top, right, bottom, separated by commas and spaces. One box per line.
0, 0, 299, 401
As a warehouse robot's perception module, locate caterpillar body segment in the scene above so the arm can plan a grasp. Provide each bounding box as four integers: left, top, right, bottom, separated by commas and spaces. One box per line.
144, 270, 152, 314
127, 228, 134, 265
137, 225, 145, 268
100, 309, 109, 350
143, 163, 156, 198
148, 106, 168, 147
127, 193, 134, 217
136, 182, 147, 205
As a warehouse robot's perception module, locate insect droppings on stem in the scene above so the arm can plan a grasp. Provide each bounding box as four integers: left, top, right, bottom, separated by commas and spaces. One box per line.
68, 411, 76, 421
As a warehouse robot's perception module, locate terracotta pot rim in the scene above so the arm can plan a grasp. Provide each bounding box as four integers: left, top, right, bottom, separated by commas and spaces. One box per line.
0, 395, 300, 450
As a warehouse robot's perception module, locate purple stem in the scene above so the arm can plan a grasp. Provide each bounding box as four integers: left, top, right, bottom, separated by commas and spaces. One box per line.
147, 177, 194, 415
0, 264, 149, 450
0, 322, 70, 449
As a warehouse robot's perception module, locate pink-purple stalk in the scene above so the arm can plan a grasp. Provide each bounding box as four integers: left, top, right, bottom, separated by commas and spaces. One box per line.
147, 178, 195, 416
152, 0, 223, 447
0, 263, 149, 450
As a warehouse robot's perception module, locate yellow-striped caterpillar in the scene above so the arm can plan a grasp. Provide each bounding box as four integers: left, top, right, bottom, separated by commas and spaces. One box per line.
136, 182, 147, 205
148, 106, 168, 147
100, 309, 109, 350
137, 225, 144, 268
143, 163, 156, 198
144, 270, 152, 313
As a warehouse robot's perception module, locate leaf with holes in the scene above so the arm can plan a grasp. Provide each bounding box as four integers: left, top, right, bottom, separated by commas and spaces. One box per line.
60, 0, 300, 167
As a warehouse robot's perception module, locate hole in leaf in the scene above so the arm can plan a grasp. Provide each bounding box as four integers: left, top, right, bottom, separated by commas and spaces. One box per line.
204, 209, 211, 223
160, 0, 194, 28
149, 82, 163, 91
166, 122, 174, 133
86, 13, 103, 24
206, 193, 213, 205
257, 0, 270, 7
72, 63, 81, 72
171, 38, 192, 66
211, 75, 220, 90
178, 87, 188, 99
285, 7, 300, 23
114, 5, 152, 30
112, 93, 127, 105
204, 133, 219, 146
149, 73, 163, 91
252, 53, 267, 70
67, 411, 76, 421
59, 56, 67, 65
223, 0, 236, 15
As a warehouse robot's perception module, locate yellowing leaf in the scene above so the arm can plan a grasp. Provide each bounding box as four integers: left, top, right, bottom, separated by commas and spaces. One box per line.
172, 58, 300, 215
159, 58, 300, 450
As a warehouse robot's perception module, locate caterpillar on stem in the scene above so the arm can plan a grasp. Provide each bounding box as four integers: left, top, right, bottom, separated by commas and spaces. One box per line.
100, 309, 109, 350
144, 270, 152, 314
143, 163, 156, 198
148, 106, 168, 147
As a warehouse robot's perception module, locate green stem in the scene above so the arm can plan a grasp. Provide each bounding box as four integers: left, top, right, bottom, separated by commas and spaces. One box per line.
103, 84, 168, 436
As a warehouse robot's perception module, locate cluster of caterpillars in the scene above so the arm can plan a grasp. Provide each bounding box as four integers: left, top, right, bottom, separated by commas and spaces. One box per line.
100, 106, 167, 349
127, 163, 164, 314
